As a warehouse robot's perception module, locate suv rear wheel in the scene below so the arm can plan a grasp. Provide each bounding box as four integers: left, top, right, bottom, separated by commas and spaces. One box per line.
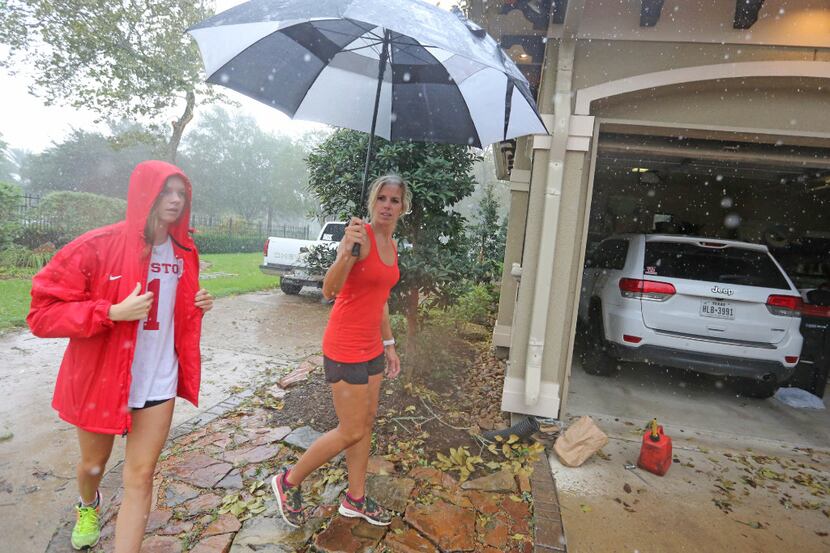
280, 279, 303, 295
581, 303, 617, 377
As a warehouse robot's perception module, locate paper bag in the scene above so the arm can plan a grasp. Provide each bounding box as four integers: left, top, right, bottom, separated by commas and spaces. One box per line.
553, 416, 608, 467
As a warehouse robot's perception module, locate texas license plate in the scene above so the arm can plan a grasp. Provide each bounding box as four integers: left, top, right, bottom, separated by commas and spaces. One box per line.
700, 300, 734, 320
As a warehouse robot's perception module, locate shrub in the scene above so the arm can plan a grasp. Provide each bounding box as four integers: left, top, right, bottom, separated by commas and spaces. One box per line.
193, 231, 264, 254
0, 244, 54, 270
0, 182, 22, 247
34, 191, 126, 245
16, 225, 66, 249
453, 283, 499, 327
302, 243, 337, 275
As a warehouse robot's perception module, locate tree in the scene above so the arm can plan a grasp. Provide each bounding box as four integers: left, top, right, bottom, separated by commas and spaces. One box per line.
306, 129, 480, 381
0, 0, 216, 161
0, 181, 23, 248
179, 107, 314, 222
0, 134, 17, 184
21, 128, 165, 197
468, 181, 505, 283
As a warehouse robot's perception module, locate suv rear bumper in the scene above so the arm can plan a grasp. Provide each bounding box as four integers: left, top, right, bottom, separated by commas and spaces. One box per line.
609, 343, 795, 382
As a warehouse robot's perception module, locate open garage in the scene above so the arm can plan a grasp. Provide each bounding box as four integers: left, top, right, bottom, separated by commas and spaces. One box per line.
474, 0, 830, 444
567, 126, 830, 444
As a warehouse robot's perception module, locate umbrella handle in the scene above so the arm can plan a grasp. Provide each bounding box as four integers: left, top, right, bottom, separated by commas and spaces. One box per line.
352, 30, 390, 259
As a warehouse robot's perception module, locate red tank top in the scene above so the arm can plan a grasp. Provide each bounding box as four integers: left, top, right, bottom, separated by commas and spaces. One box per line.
322, 224, 400, 363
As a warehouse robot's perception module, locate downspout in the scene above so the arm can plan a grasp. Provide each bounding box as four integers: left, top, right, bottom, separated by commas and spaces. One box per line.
524, 1, 585, 406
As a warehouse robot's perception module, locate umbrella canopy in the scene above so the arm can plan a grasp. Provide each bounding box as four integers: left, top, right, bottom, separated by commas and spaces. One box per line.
187, 0, 547, 148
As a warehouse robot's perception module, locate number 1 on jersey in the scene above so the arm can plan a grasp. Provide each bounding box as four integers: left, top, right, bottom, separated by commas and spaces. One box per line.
144, 278, 160, 330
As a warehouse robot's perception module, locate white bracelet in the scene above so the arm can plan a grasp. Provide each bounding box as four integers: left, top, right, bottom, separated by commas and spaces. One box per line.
382, 338, 395, 347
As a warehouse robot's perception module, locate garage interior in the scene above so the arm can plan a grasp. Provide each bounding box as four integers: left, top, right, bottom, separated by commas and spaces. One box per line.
567, 126, 830, 446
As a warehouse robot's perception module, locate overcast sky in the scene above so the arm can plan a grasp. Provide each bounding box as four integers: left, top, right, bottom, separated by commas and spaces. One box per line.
0, 0, 460, 153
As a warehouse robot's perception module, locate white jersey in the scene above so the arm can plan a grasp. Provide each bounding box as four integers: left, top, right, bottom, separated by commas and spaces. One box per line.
128, 237, 181, 408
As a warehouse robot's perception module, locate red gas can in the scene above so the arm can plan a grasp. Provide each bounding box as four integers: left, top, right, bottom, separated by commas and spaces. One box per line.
637, 419, 672, 476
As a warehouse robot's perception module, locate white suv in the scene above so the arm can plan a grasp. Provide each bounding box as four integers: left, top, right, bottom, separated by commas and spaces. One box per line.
578, 234, 803, 398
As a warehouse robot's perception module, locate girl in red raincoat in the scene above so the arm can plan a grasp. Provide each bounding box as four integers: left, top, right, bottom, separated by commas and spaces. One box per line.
27, 160, 213, 552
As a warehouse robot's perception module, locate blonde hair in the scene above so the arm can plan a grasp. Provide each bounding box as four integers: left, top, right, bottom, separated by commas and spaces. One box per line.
367, 174, 411, 218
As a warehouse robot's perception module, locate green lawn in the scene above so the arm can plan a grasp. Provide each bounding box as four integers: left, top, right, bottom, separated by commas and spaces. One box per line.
0, 253, 278, 331
0, 278, 34, 331
200, 252, 280, 298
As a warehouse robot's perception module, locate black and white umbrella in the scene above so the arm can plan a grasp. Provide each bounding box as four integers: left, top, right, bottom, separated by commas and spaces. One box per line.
187, 0, 547, 229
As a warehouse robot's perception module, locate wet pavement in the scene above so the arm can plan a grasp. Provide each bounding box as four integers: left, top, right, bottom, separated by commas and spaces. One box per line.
553, 416, 830, 553
47, 358, 541, 553
0, 289, 331, 553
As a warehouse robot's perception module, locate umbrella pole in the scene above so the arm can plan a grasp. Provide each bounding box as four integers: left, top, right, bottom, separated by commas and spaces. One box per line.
353, 29, 391, 257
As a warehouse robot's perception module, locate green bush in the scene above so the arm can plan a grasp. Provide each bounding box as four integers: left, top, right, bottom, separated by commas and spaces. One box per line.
0, 181, 22, 247
193, 232, 265, 254
453, 283, 499, 327
34, 191, 126, 245
16, 225, 65, 249
303, 243, 337, 275
0, 244, 54, 270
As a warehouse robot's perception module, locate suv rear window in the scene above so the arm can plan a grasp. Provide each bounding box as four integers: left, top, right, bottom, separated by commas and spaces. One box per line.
644, 242, 790, 289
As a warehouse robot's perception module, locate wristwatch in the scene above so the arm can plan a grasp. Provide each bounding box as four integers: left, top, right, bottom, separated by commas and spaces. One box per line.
382, 338, 396, 347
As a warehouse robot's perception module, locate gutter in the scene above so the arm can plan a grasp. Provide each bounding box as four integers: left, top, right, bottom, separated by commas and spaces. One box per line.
524, 0, 585, 406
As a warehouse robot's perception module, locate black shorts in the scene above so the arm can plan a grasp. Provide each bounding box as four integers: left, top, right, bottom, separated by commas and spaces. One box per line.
324, 353, 385, 385
131, 397, 174, 411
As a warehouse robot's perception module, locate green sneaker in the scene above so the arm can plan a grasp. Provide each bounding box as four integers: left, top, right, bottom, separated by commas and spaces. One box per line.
71, 494, 101, 550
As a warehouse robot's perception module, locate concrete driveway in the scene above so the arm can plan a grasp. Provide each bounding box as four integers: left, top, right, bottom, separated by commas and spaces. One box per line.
553, 357, 830, 553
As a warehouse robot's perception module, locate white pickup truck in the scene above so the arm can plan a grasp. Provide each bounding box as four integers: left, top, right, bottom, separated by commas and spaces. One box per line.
260, 221, 346, 294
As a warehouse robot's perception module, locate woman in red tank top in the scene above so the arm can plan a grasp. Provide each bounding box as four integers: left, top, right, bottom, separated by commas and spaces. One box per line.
270, 175, 411, 527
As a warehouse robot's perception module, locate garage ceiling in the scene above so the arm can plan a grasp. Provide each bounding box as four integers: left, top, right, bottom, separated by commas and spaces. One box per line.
596, 133, 830, 191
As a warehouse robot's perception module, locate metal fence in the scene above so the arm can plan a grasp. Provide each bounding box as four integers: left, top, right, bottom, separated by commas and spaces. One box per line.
10, 195, 309, 245
189, 214, 309, 240
14, 194, 64, 242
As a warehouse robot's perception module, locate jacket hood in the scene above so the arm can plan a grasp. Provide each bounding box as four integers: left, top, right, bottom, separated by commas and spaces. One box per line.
126, 160, 193, 246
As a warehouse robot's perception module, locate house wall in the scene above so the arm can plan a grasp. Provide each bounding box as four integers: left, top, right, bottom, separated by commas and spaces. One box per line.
479, 0, 830, 418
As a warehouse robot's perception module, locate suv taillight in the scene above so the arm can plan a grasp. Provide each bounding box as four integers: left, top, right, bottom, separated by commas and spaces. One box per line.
263, 238, 270, 256
619, 278, 676, 302
766, 295, 802, 317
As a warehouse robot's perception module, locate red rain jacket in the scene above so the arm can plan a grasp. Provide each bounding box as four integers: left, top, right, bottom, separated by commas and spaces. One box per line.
27, 160, 203, 435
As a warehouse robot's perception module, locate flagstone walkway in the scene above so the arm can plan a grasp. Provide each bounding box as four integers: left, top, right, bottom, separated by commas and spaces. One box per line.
46, 357, 566, 553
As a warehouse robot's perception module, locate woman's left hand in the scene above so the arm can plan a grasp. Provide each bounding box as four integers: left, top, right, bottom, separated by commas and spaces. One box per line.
194, 288, 214, 312
384, 346, 401, 379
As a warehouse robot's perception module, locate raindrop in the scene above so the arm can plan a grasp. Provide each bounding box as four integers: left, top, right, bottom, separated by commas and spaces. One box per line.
403, 72, 411, 82
779, 8, 786, 15
467, 137, 475, 145
789, 119, 797, 126
774, 139, 784, 146
724, 213, 741, 229
715, 380, 725, 389
219, 73, 230, 84
267, 74, 274, 81
88, 465, 102, 476
390, 112, 398, 123
720, 197, 733, 208
715, 174, 724, 182
303, 53, 312, 62
647, 189, 656, 197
